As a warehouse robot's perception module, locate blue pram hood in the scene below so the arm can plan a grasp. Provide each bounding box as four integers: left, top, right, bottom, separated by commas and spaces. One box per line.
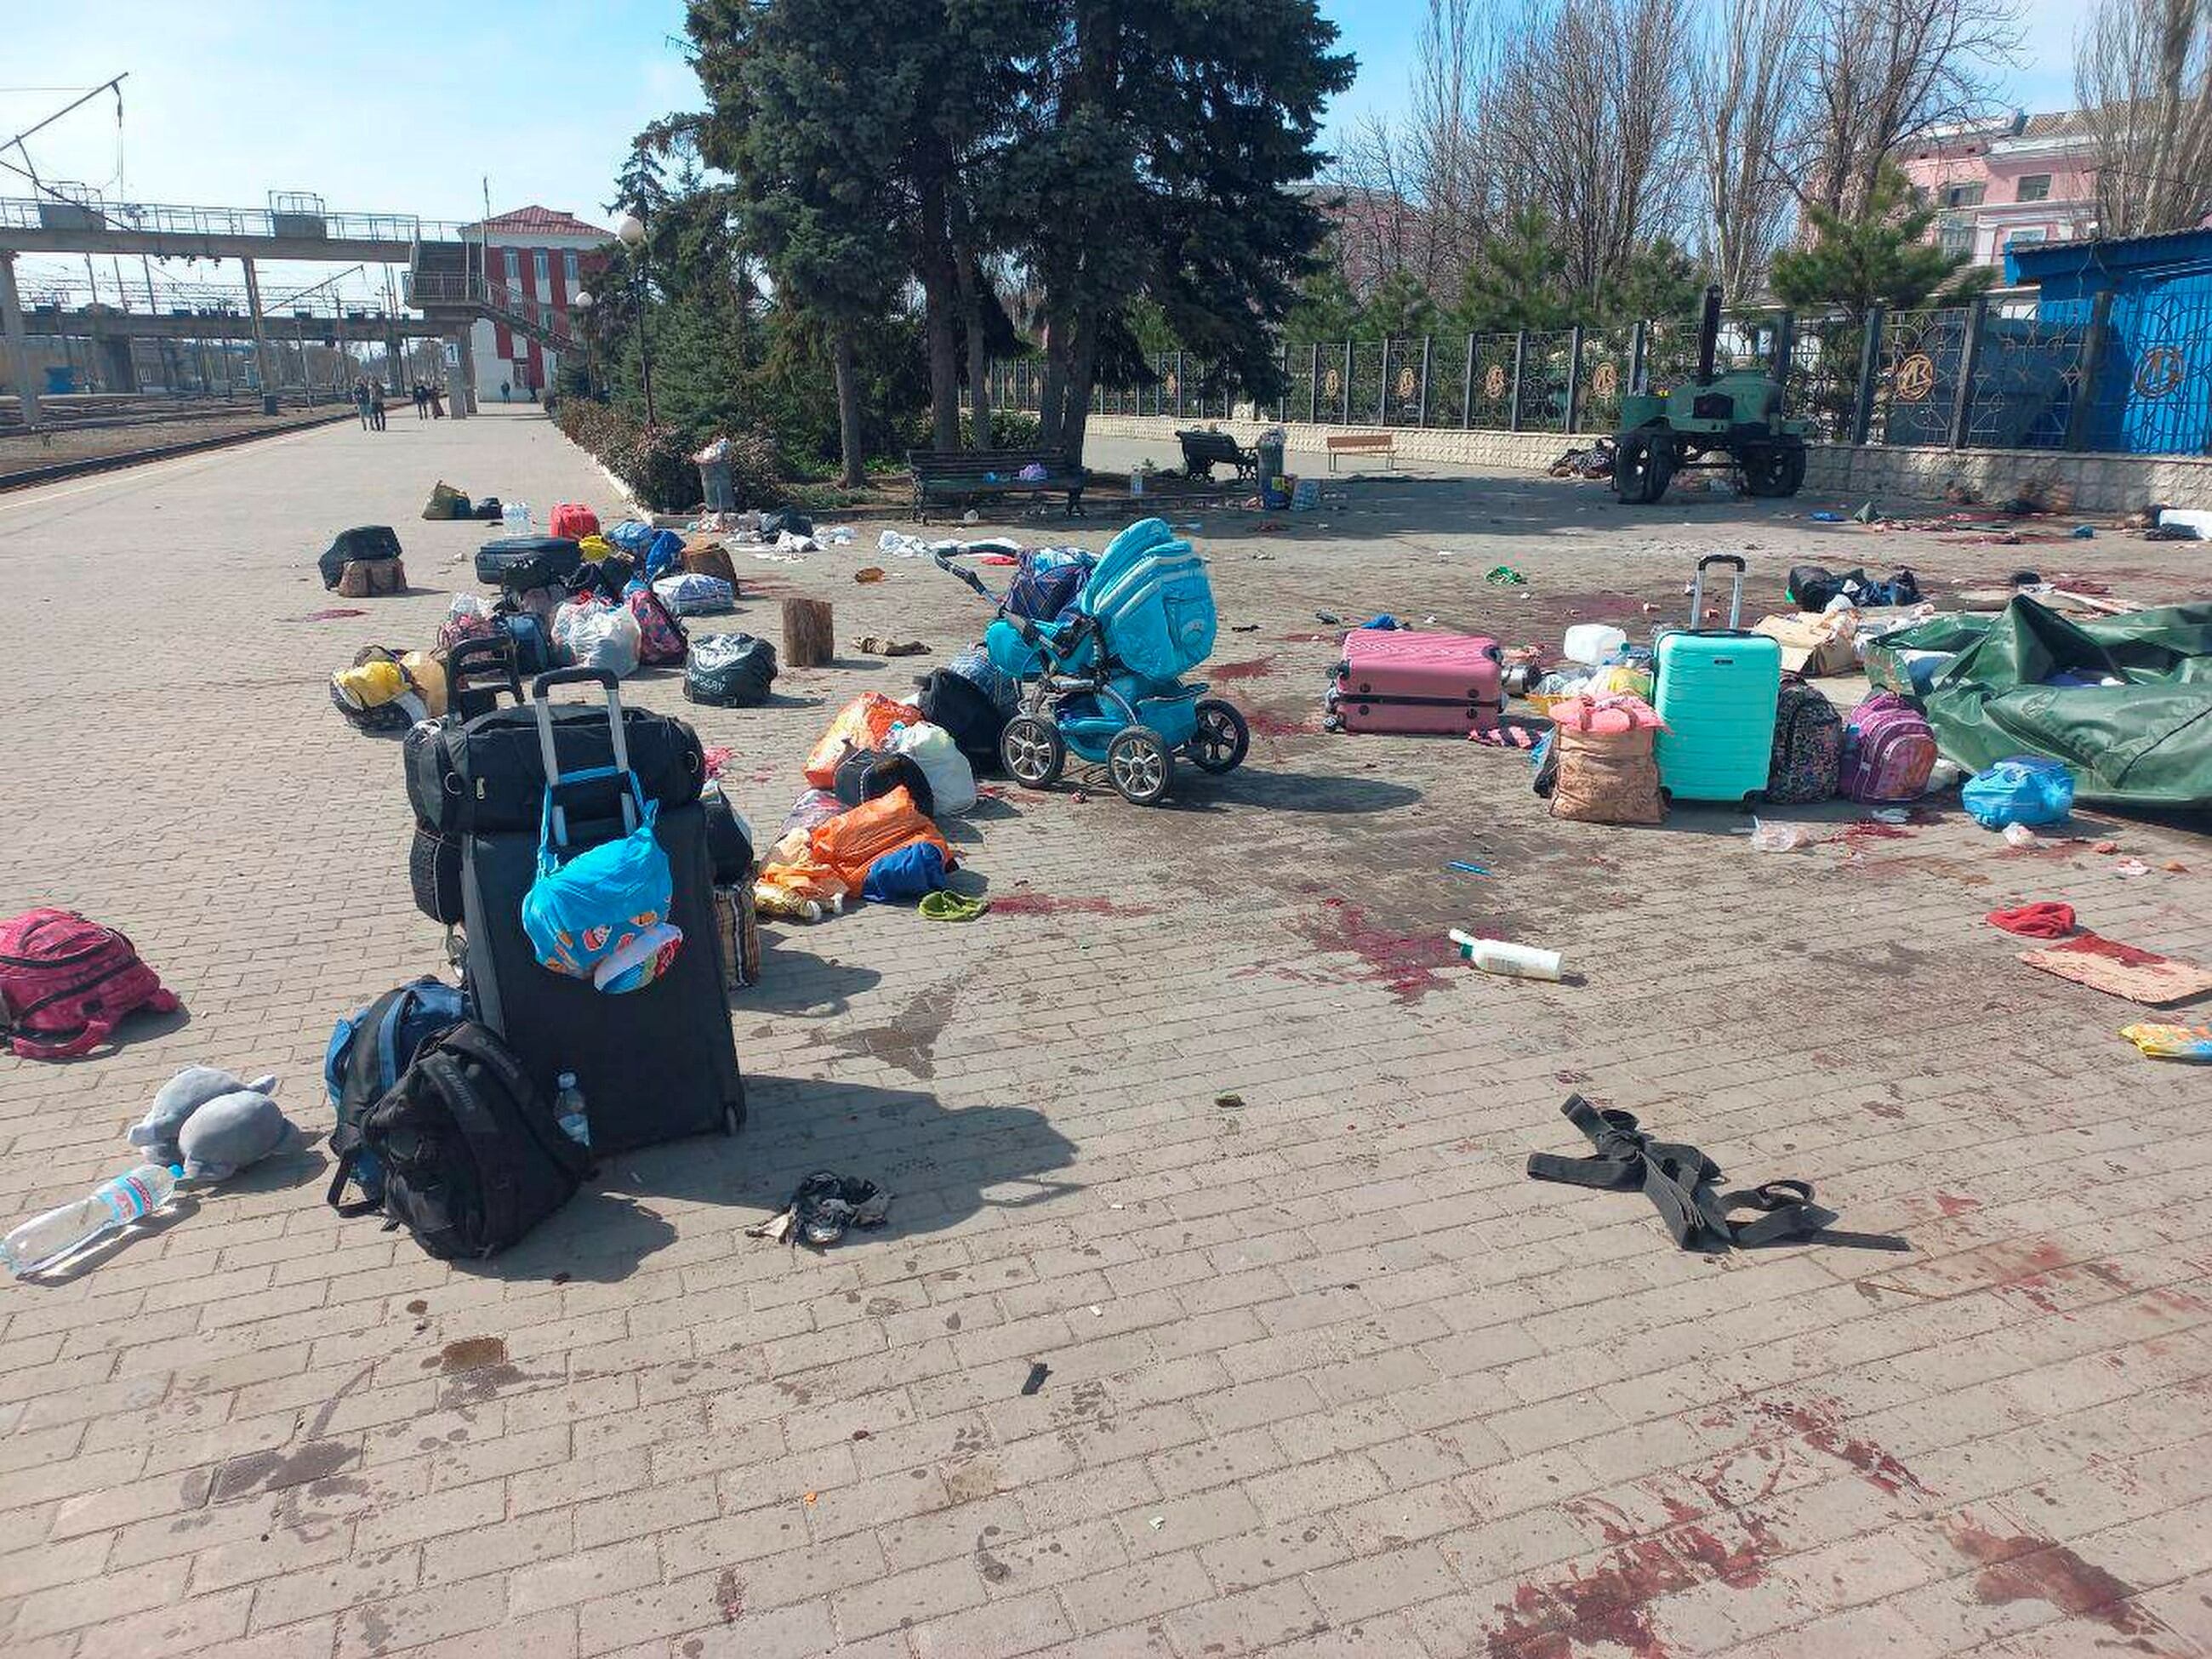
1076, 518, 1217, 682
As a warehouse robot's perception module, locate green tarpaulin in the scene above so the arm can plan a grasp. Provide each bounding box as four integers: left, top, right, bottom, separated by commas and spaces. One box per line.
1867, 598, 2212, 810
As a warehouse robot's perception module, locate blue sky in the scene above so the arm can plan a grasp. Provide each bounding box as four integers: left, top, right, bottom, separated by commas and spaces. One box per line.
5, 0, 2094, 270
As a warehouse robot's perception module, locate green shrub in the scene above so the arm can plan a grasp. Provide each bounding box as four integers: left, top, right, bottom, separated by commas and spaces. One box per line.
553, 399, 795, 513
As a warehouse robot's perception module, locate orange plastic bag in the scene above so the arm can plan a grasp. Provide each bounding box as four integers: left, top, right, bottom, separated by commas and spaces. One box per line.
802, 692, 925, 789
808, 787, 951, 889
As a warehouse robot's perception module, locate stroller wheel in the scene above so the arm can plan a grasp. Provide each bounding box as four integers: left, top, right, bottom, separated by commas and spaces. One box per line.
1001, 715, 1066, 789
1107, 726, 1175, 806
1189, 700, 1250, 774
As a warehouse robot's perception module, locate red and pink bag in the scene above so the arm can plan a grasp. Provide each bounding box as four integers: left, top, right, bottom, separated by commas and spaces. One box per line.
1839, 691, 1938, 803
625, 584, 689, 667
550, 503, 601, 540
0, 909, 181, 1060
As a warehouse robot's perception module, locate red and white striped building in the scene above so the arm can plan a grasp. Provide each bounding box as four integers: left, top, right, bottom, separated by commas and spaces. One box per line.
458, 205, 610, 396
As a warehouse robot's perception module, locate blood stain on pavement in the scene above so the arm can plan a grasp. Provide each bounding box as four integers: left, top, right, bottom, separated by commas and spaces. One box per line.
1289, 897, 1460, 1003
1945, 1518, 2159, 1634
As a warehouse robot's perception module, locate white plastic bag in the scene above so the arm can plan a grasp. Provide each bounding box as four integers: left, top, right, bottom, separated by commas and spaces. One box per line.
447, 593, 492, 622
886, 720, 977, 815
555, 599, 641, 678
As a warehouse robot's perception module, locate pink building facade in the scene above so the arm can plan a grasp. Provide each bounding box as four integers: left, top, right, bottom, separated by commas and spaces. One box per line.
1896, 112, 2101, 271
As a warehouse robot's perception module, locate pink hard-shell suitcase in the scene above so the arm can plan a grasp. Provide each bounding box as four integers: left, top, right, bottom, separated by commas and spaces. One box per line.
1325, 629, 1505, 735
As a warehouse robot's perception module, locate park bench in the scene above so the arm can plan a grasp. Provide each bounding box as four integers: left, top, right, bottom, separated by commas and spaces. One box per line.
1173, 427, 1256, 482
1326, 431, 1396, 472
908, 448, 1086, 522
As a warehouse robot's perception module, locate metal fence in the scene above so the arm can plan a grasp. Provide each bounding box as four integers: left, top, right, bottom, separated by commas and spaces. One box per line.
983, 292, 2212, 458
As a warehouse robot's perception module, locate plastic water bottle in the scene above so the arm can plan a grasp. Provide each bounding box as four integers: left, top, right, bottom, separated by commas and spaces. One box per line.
554, 1074, 590, 1149
1, 1165, 180, 1278
503, 500, 532, 534
1449, 931, 1565, 982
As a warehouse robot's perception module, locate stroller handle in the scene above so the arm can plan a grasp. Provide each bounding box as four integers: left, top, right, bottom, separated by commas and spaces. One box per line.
932, 549, 995, 601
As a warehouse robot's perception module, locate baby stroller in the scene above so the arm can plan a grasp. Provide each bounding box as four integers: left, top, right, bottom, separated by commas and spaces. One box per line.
934, 518, 1250, 805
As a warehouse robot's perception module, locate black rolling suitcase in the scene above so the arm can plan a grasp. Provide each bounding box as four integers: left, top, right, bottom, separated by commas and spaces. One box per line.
458, 670, 743, 1153
475, 535, 584, 589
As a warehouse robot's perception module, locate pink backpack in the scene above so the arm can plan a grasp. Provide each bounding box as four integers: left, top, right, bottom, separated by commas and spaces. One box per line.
625, 584, 689, 667
1839, 692, 1938, 803
0, 909, 181, 1059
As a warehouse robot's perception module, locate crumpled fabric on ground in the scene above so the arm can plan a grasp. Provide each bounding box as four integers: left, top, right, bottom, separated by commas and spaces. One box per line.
1985, 902, 2078, 939
2122, 1023, 2212, 1061
748, 1172, 891, 1246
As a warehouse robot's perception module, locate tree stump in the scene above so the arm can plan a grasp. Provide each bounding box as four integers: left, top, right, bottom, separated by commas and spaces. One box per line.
783, 596, 834, 668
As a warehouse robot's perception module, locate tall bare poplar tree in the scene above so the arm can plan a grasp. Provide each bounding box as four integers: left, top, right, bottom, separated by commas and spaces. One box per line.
2076, 0, 2212, 236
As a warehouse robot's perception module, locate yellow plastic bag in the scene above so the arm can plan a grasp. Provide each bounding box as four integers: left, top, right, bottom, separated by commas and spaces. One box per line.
333, 658, 407, 709
579, 533, 615, 563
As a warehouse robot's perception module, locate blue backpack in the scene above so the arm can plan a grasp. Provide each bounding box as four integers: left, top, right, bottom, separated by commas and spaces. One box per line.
498, 611, 553, 677
323, 978, 467, 1211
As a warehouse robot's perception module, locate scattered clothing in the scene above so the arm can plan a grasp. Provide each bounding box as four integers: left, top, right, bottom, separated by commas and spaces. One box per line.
1526, 1095, 1890, 1253
1985, 902, 2078, 939
750, 1172, 890, 1247
2122, 1023, 2212, 1061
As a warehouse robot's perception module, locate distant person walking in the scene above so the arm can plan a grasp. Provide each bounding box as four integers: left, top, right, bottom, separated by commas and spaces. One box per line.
413, 380, 430, 420
352, 379, 372, 430
369, 381, 387, 431
499, 380, 511, 403
429, 383, 447, 419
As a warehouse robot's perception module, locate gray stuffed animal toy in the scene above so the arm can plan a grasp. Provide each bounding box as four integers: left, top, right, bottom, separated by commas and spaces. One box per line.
128, 1068, 294, 1181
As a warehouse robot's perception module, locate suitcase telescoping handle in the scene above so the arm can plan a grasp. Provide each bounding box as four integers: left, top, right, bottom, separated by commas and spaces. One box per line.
1689, 553, 1748, 630
446, 637, 523, 714
530, 669, 637, 843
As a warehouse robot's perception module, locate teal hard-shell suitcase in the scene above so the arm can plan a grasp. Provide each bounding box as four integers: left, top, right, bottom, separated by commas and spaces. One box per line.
1653, 555, 1782, 802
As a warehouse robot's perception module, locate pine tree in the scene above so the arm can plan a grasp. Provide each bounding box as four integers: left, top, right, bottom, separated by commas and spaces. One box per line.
688, 0, 914, 484
1006, 0, 1354, 452
1770, 164, 1991, 320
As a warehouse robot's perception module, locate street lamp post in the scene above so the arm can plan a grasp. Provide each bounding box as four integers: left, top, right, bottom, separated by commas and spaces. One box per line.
572, 289, 596, 399
617, 211, 657, 426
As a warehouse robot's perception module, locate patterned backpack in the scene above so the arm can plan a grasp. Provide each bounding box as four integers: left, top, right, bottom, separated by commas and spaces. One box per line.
0, 909, 181, 1059
625, 582, 690, 667
1839, 691, 1939, 803
1765, 676, 1844, 804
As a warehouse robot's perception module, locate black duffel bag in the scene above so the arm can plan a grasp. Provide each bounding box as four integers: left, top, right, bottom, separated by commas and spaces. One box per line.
319, 526, 402, 590
832, 748, 934, 818
684, 632, 778, 708
476, 535, 584, 590
406, 698, 706, 834
915, 667, 1007, 768
328, 1023, 589, 1260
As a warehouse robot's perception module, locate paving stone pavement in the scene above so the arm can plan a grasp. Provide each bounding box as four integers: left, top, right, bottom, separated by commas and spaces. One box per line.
1, 407, 2209, 1658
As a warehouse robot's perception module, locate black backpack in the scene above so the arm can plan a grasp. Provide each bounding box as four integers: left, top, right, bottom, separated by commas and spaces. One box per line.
324, 978, 468, 1207
329, 1023, 589, 1260
319, 526, 402, 590
915, 668, 1007, 767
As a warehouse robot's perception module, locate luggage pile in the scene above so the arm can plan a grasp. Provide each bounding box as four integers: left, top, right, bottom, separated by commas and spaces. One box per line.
752, 689, 979, 921
326, 667, 748, 1263
1330, 552, 1951, 824
327, 516, 771, 736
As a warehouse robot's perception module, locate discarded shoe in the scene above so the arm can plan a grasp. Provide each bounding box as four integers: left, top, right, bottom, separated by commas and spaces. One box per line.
749, 1172, 891, 1247
918, 891, 989, 921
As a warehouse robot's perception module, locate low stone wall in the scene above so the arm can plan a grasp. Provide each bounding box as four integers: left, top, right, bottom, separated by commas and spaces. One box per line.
1086, 413, 2212, 511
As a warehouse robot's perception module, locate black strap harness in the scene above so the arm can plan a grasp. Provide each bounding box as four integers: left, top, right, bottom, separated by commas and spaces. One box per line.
1526, 1095, 1841, 1252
